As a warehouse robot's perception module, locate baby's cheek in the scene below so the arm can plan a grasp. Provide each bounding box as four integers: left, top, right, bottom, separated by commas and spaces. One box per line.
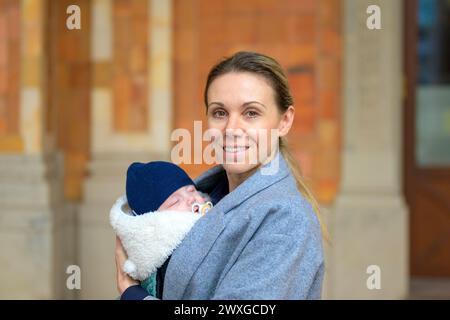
177, 201, 192, 212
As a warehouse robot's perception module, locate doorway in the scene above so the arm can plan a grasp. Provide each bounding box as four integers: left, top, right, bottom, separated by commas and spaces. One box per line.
404, 0, 450, 277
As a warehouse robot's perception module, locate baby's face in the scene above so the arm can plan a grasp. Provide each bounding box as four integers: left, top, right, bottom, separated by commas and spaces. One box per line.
158, 185, 205, 212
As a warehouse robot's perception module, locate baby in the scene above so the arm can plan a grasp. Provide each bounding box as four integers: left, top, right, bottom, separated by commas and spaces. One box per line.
110, 161, 213, 296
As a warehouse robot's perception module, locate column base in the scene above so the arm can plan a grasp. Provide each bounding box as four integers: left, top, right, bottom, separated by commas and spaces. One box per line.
78, 152, 167, 299
0, 153, 72, 299
322, 192, 409, 299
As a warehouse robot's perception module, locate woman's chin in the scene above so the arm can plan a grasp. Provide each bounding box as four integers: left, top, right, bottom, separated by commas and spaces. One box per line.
222, 162, 260, 177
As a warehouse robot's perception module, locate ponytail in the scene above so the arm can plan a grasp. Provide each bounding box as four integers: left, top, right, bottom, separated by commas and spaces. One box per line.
279, 137, 331, 244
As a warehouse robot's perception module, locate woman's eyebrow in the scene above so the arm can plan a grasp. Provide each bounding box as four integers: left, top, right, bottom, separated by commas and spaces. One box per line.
242, 101, 266, 109
208, 102, 225, 108
208, 101, 266, 109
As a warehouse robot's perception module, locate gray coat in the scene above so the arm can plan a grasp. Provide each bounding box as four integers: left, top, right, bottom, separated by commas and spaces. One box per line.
159, 153, 325, 300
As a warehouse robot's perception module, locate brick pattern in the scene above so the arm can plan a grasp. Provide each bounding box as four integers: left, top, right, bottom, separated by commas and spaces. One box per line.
112, 0, 149, 132
47, 0, 91, 200
174, 0, 342, 203
0, 0, 20, 141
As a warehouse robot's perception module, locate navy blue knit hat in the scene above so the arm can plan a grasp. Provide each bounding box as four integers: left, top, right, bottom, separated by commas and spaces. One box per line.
126, 161, 195, 215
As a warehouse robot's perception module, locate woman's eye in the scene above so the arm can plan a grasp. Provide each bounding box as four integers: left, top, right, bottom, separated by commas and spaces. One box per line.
212, 110, 227, 118
245, 110, 259, 118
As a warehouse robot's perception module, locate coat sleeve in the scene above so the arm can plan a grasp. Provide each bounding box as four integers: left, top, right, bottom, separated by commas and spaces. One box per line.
120, 285, 160, 300
211, 207, 324, 300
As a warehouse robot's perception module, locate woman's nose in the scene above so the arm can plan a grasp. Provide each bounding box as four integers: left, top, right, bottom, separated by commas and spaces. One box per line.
225, 114, 242, 132
225, 116, 244, 140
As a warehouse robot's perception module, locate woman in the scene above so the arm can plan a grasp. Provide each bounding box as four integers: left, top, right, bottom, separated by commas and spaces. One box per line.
115, 51, 326, 300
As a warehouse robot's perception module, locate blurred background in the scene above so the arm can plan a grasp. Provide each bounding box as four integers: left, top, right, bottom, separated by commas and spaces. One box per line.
0, 0, 449, 299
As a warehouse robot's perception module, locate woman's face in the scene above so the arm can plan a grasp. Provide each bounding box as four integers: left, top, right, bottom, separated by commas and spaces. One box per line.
206, 72, 294, 176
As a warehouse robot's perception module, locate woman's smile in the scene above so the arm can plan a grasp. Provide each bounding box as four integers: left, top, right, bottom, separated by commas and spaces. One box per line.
223, 145, 250, 154
223, 145, 248, 152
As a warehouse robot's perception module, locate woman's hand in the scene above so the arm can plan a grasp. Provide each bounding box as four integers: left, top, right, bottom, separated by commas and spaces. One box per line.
115, 236, 139, 295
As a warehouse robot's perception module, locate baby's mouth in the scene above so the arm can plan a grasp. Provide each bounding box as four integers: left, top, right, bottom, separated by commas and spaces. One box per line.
192, 202, 213, 215
191, 203, 200, 213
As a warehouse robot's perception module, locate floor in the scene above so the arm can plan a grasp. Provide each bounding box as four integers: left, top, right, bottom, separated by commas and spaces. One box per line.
408, 277, 450, 299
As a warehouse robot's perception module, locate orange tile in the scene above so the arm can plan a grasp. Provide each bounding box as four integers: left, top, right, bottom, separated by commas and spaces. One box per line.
225, 15, 257, 43
131, 0, 148, 18
0, 67, 6, 95
317, 178, 338, 204
0, 14, 6, 42
0, 134, 23, 152
8, 3, 20, 40
173, 0, 342, 204
319, 89, 339, 119
199, 0, 225, 17
284, 14, 316, 44
113, 75, 130, 132
285, 0, 316, 14
317, 58, 339, 89
114, 0, 132, 18
93, 62, 112, 87
129, 46, 147, 73
320, 30, 342, 57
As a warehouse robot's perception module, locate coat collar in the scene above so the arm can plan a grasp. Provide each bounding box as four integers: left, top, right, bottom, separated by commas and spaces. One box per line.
195, 152, 290, 215
164, 152, 291, 299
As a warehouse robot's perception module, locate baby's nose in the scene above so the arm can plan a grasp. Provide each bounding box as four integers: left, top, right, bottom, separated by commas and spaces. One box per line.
196, 194, 205, 203
187, 196, 196, 205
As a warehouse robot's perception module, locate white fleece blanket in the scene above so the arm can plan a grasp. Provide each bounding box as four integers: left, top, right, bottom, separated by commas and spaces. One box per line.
110, 195, 202, 281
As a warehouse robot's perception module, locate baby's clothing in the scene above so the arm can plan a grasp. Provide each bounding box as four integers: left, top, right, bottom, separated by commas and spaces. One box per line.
110, 195, 203, 282
110, 161, 213, 298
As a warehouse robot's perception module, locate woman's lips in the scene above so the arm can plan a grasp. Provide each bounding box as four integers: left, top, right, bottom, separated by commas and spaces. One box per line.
223, 146, 250, 153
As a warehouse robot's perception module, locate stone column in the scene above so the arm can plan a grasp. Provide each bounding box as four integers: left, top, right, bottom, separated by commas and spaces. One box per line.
78, 0, 173, 299
0, 0, 73, 299
323, 0, 409, 299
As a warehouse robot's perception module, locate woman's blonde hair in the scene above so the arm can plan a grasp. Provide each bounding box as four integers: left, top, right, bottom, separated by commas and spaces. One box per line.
204, 51, 330, 243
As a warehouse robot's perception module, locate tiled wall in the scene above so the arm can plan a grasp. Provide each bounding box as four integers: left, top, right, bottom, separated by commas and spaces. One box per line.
112, 0, 149, 132
47, 0, 91, 200
0, 0, 21, 151
90, 0, 171, 155
1, 0, 341, 203
44, 0, 153, 200
173, 0, 342, 203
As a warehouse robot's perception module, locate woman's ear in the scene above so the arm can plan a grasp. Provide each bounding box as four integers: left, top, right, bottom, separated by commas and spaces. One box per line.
278, 106, 295, 137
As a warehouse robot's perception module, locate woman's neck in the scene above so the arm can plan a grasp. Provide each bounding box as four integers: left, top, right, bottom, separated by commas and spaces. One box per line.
226, 166, 259, 192
225, 150, 279, 192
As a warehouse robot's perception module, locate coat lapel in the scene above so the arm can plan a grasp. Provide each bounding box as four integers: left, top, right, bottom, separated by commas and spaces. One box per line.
163, 208, 225, 299
163, 153, 290, 299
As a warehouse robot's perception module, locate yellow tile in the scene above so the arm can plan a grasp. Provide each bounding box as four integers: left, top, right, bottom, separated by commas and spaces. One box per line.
23, 0, 40, 23
21, 57, 40, 86
94, 62, 112, 87
0, 134, 24, 153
